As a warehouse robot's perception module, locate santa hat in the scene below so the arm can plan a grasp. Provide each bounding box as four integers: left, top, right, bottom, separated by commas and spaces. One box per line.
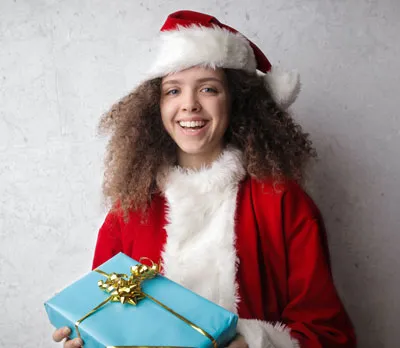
147, 10, 301, 110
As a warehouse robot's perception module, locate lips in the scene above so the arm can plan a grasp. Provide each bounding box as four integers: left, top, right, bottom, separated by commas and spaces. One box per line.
177, 119, 210, 136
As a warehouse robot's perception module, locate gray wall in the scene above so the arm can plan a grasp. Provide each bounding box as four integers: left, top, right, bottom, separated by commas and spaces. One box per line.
1, 1, 399, 347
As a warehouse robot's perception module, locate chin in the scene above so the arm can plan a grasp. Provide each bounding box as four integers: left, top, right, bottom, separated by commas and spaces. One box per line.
179, 145, 205, 155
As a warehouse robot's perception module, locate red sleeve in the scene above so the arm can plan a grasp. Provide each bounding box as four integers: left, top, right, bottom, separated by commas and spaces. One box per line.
281, 183, 356, 347
92, 209, 123, 270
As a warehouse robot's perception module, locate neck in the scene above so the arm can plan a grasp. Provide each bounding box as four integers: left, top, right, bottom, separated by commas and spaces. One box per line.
178, 145, 224, 170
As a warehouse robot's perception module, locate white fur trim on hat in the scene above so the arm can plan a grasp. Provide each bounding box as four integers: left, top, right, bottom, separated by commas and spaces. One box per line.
148, 25, 257, 78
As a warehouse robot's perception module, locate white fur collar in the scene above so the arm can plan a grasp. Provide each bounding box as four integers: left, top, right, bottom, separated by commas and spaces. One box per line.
158, 147, 246, 195
160, 147, 245, 313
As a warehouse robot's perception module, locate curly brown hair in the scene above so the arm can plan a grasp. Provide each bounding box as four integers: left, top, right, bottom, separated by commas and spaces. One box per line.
99, 69, 316, 214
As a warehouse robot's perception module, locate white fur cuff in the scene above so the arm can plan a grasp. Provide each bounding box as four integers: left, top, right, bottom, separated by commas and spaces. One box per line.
237, 319, 300, 348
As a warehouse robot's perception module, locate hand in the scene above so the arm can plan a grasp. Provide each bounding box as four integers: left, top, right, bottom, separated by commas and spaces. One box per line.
226, 334, 248, 348
52, 327, 83, 347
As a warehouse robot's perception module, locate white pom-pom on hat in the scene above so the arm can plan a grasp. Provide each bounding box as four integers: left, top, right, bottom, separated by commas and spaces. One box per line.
264, 67, 301, 110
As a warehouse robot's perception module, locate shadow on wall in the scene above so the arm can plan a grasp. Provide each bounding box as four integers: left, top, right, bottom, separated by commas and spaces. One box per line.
306, 130, 384, 348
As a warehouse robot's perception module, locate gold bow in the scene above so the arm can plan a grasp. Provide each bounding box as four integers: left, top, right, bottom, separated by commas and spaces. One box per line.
96, 257, 159, 305
74, 258, 217, 348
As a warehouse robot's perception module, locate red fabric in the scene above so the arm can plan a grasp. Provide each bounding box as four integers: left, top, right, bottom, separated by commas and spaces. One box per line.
160, 10, 272, 73
92, 178, 356, 348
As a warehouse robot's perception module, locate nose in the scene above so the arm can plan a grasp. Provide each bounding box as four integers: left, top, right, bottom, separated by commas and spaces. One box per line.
181, 91, 201, 113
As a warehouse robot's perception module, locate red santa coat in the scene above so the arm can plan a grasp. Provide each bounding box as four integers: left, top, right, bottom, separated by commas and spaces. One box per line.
92, 149, 356, 348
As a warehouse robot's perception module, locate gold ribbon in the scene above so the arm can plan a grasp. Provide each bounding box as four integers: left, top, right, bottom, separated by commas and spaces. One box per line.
74, 258, 217, 348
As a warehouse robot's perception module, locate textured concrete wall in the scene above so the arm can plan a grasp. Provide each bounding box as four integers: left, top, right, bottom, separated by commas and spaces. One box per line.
1, 1, 399, 347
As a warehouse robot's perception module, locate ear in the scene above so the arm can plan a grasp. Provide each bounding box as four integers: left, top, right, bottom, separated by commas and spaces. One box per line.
264, 67, 301, 110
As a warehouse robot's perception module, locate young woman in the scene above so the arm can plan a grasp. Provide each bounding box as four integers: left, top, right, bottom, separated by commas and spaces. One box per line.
53, 10, 356, 348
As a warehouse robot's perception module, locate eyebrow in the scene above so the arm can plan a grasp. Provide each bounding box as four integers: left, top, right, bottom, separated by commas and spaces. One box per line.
162, 77, 224, 86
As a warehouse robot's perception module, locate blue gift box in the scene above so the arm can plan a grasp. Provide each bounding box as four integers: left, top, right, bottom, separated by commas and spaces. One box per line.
45, 252, 238, 347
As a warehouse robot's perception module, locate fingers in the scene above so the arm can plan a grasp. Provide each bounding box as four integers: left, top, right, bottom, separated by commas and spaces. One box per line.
64, 338, 83, 348
52, 327, 71, 342
52, 327, 83, 347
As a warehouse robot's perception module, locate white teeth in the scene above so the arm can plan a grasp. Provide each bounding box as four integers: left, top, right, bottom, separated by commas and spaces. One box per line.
179, 120, 206, 128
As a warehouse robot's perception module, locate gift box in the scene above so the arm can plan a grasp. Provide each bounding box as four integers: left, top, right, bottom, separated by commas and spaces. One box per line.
45, 252, 238, 347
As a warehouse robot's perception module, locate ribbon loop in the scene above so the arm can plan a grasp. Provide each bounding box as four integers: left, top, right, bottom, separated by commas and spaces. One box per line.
95, 259, 160, 306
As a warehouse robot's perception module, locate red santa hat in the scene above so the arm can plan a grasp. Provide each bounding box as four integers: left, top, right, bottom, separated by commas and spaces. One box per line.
147, 10, 301, 109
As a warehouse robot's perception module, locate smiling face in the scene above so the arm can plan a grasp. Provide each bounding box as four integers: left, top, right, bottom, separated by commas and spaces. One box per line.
160, 66, 231, 168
